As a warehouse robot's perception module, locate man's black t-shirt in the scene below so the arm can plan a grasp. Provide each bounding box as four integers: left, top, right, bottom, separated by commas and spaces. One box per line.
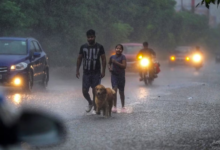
79, 43, 105, 74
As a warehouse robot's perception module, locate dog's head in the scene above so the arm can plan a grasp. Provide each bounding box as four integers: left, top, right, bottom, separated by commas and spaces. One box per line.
95, 84, 106, 96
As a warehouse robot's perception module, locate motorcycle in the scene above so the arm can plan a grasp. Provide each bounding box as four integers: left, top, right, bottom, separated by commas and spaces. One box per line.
192, 53, 203, 71
138, 55, 155, 85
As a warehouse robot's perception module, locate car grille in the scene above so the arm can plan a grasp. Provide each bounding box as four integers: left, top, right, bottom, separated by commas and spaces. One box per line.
0, 67, 8, 73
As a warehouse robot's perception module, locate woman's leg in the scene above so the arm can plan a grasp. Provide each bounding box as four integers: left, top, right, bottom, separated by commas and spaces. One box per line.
118, 76, 125, 108
113, 87, 117, 107
119, 90, 125, 108
111, 74, 118, 108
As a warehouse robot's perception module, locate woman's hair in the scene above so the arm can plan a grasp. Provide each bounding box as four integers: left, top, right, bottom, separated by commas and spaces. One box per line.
115, 44, 124, 50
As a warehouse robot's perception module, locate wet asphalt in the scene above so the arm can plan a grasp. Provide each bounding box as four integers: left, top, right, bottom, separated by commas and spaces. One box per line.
2, 60, 220, 150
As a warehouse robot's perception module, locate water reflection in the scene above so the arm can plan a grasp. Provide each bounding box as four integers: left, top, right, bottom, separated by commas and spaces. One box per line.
137, 87, 149, 100
13, 93, 21, 105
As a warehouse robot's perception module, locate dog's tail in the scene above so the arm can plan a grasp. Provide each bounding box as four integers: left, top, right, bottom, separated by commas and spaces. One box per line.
111, 89, 116, 94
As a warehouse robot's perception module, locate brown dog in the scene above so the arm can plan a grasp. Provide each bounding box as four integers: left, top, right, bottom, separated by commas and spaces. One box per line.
95, 84, 115, 117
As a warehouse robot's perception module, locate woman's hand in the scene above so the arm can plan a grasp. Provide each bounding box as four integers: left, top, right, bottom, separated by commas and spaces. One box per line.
111, 59, 117, 64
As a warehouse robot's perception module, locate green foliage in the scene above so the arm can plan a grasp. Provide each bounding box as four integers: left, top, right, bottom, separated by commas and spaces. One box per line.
197, 0, 220, 8
0, 0, 218, 66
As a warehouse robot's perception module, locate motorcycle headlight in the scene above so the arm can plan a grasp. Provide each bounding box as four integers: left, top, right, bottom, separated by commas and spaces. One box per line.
11, 62, 28, 71
140, 58, 149, 67
193, 54, 202, 62
170, 56, 175, 61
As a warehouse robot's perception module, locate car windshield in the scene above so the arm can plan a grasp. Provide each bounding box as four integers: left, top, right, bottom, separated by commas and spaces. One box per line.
124, 45, 142, 54
0, 40, 27, 55
174, 46, 191, 53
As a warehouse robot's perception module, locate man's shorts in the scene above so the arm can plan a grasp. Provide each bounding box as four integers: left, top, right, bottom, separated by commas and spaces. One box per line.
111, 75, 125, 92
83, 72, 101, 90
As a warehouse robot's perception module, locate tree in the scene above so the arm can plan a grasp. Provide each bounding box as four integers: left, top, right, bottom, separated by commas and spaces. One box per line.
197, 0, 220, 8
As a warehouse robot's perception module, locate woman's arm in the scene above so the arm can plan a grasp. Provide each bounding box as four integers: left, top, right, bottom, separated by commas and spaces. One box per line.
108, 57, 112, 71
112, 59, 127, 69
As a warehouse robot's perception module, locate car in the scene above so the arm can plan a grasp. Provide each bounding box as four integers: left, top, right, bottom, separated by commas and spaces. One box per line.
169, 46, 193, 65
0, 37, 49, 92
110, 43, 142, 70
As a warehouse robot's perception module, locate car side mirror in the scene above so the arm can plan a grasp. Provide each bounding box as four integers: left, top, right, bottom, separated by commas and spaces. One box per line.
33, 52, 41, 58
0, 108, 66, 147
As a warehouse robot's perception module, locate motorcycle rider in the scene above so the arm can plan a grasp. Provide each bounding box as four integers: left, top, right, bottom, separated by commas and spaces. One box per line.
194, 46, 202, 54
136, 42, 157, 81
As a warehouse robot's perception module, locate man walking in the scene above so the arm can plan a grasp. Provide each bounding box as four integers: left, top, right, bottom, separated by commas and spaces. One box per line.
76, 29, 106, 113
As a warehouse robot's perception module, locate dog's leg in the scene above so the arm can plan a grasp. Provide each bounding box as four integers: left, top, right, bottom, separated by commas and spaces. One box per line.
96, 106, 101, 115
109, 107, 111, 117
102, 108, 106, 116
106, 106, 109, 117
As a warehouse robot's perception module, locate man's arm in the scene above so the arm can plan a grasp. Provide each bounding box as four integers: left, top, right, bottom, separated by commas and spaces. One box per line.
101, 54, 106, 78
150, 49, 156, 57
76, 54, 83, 78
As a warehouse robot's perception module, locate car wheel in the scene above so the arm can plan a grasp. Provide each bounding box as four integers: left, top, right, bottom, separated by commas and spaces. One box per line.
24, 71, 33, 92
42, 69, 49, 88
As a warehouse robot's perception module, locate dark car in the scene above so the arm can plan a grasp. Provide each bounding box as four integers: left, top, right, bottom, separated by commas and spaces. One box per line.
0, 37, 49, 92
169, 46, 193, 65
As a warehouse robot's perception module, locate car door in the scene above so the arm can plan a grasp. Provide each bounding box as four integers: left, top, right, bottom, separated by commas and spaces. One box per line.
29, 41, 41, 81
33, 41, 46, 80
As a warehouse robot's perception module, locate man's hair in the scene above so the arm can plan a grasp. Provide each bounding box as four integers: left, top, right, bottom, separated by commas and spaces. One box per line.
143, 41, 148, 46
86, 29, 95, 36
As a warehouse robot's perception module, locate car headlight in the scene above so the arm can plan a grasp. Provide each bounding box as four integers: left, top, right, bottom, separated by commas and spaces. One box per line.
193, 54, 202, 62
138, 55, 143, 60
140, 58, 149, 67
11, 62, 28, 71
170, 56, 175, 61
186, 57, 190, 61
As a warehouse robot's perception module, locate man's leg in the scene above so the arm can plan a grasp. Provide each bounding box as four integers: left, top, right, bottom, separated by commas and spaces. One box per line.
82, 88, 92, 105
82, 73, 93, 112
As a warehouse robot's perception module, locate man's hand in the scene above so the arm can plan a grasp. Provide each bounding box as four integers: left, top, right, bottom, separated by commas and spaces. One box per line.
76, 71, 80, 79
101, 72, 105, 78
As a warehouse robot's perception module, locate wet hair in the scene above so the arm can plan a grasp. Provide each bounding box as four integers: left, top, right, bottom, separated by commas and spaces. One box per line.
86, 29, 95, 36
115, 44, 124, 50
143, 41, 148, 47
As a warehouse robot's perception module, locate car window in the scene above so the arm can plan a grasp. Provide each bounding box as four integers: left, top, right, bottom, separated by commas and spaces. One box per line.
174, 47, 191, 53
0, 40, 27, 55
30, 42, 36, 52
33, 41, 42, 52
123, 45, 142, 54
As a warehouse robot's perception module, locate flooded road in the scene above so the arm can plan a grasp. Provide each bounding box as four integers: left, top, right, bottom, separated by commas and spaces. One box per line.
1, 60, 220, 150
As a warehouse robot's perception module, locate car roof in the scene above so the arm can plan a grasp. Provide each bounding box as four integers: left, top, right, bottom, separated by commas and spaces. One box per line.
121, 43, 142, 46
0, 37, 37, 41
